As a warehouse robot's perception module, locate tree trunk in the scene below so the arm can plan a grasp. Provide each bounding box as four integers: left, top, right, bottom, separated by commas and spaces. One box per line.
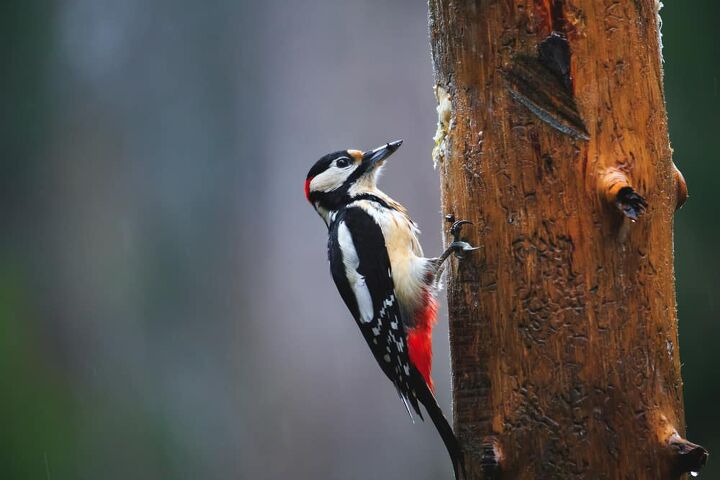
428, 1, 706, 478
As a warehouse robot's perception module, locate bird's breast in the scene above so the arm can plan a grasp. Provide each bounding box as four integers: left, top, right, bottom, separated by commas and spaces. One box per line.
353, 199, 431, 319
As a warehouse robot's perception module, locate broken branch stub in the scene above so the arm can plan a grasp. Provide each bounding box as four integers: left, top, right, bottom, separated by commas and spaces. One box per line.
480, 436, 502, 478
668, 433, 709, 476
598, 167, 648, 221
673, 163, 689, 211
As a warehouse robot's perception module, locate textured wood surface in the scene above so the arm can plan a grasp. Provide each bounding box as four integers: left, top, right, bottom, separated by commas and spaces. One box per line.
429, 1, 704, 478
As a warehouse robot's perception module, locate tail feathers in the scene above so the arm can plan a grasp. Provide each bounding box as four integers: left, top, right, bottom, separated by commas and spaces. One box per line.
395, 384, 424, 422
412, 370, 465, 480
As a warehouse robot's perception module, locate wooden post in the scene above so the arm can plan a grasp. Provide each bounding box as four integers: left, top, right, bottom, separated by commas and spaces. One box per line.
429, 1, 707, 478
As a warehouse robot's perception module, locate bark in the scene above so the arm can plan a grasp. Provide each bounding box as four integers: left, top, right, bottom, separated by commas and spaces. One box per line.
428, 1, 706, 478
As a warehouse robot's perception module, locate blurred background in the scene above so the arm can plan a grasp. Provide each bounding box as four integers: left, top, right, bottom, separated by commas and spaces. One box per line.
1, 1, 717, 479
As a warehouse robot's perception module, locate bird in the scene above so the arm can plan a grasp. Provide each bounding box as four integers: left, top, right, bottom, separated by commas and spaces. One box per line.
305, 139, 476, 479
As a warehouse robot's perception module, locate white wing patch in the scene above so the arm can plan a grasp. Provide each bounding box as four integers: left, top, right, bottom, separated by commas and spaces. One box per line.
337, 221, 374, 324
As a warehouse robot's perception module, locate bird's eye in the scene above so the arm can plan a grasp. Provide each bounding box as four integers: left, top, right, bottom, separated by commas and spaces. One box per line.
336, 157, 350, 168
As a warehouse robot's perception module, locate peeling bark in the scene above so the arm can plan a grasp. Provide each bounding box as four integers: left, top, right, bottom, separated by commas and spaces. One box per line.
429, 0, 704, 478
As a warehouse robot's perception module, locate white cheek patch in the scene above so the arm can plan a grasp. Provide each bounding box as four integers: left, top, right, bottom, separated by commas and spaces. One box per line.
309, 166, 354, 193
337, 221, 374, 324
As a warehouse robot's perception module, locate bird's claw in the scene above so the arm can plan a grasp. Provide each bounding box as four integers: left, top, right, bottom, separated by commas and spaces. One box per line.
448, 241, 479, 259
445, 218, 478, 259
450, 220, 473, 242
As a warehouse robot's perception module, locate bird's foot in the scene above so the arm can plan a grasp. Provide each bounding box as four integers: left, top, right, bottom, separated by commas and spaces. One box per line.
428, 218, 478, 289
447, 218, 479, 259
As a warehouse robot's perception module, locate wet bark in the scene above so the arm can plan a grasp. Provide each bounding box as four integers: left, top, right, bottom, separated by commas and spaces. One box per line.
429, 1, 705, 478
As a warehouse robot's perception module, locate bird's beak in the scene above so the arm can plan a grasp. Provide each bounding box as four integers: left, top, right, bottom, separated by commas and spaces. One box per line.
362, 140, 403, 170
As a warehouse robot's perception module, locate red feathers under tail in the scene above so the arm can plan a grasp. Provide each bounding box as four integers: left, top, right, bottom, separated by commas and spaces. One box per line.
407, 290, 438, 391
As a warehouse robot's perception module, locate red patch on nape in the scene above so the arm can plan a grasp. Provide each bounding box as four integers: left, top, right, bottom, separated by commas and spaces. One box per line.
304, 177, 313, 202
407, 289, 438, 392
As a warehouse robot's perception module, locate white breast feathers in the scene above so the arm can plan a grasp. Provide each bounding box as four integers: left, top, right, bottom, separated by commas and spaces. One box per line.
349, 199, 432, 315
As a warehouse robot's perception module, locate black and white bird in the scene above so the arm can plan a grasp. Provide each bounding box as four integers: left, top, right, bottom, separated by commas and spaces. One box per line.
305, 140, 476, 479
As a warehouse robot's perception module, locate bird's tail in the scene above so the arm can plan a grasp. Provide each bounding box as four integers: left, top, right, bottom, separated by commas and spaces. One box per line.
413, 370, 465, 480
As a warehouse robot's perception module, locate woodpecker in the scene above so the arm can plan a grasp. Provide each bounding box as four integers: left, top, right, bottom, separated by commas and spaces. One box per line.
305, 140, 476, 479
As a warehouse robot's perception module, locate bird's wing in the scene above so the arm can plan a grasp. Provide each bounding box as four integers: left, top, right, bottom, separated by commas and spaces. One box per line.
327, 205, 465, 479
328, 206, 420, 415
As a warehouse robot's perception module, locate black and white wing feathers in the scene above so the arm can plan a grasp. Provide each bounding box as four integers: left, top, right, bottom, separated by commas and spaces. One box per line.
327, 205, 465, 479
328, 206, 420, 414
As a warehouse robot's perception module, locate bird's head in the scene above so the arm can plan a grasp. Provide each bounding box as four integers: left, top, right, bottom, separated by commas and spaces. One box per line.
305, 140, 402, 220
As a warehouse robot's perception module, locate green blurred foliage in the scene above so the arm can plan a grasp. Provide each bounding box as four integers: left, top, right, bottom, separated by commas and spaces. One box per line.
664, 0, 720, 474
1, 2, 79, 478
0, 263, 79, 478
